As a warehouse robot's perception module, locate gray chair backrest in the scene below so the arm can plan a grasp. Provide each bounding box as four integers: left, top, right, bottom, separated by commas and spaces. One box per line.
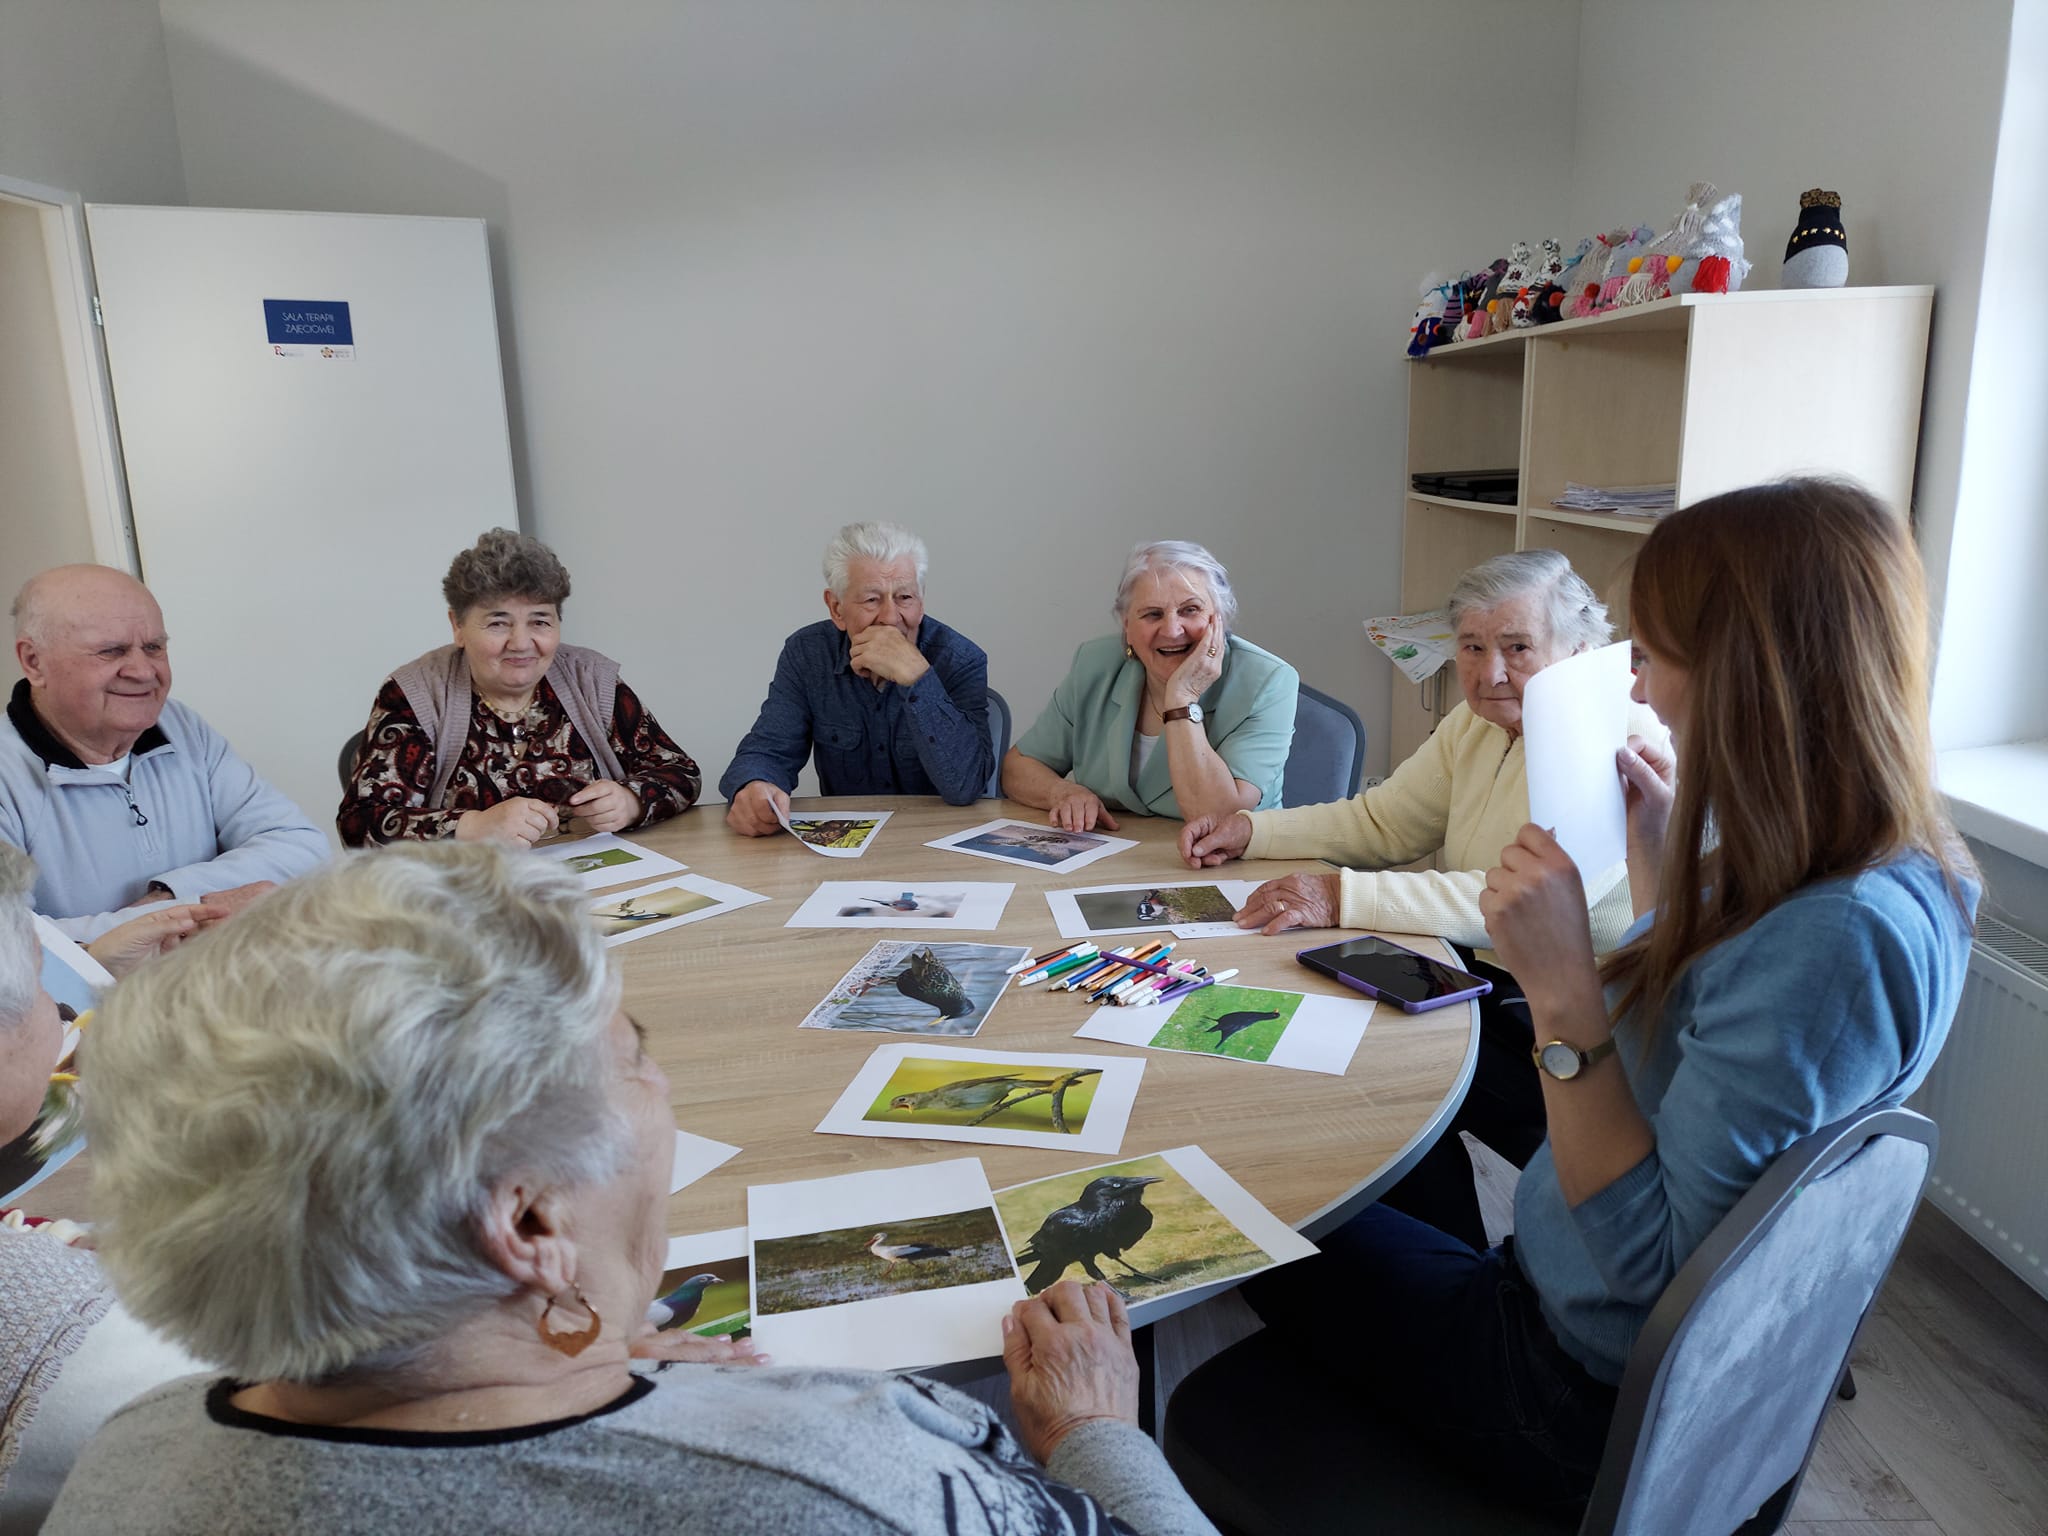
984, 687, 1011, 798
338, 729, 366, 791
1587, 1106, 1936, 1536
1283, 683, 1365, 807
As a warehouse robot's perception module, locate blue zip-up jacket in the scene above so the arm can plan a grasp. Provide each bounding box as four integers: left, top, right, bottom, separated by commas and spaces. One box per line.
1, 681, 328, 941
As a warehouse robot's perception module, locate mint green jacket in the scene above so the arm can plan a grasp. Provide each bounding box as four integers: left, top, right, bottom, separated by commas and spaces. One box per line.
1013, 633, 1298, 818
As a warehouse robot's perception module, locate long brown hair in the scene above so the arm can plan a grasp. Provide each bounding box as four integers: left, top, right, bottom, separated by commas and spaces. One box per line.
1603, 478, 1972, 1029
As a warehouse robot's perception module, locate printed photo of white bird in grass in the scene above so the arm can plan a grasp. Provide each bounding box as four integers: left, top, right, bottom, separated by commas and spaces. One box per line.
1145, 984, 1302, 1064
752, 1207, 1016, 1315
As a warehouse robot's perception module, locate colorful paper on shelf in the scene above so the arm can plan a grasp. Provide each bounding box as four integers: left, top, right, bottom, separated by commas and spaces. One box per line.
1364, 609, 1455, 684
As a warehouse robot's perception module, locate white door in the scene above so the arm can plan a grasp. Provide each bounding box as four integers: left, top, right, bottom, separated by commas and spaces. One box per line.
84, 206, 517, 842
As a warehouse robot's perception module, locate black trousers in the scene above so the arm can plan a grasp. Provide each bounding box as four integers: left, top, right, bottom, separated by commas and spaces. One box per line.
1377, 950, 1549, 1251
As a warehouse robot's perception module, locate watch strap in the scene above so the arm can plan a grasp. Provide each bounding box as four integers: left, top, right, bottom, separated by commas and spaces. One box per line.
1161, 704, 1198, 724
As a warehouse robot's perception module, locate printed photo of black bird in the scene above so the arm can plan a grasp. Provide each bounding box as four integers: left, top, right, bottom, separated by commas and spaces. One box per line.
753, 1206, 1016, 1316
996, 1154, 1278, 1306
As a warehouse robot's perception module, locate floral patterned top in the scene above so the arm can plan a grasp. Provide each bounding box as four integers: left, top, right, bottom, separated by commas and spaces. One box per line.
337, 676, 700, 846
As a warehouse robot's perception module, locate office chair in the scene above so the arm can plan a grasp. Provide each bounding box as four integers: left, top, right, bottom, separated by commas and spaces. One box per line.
337, 729, 365, 791
1162, 1105, 1936, 1536
984, 687, 1011, 798
1282, 684, 1366, 807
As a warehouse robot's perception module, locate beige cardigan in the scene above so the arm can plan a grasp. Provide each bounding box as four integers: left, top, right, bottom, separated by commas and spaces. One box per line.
1245, 700, 1665, 962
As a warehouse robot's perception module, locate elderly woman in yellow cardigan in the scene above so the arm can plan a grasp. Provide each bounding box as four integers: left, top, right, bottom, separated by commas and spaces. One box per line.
1003, 541, 1298, 830
1181, 548, 1668, 1249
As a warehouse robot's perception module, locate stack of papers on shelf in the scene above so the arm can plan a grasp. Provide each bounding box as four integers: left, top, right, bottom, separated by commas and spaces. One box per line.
1550, 482, 1676, 517
1364, 609, 1454, 685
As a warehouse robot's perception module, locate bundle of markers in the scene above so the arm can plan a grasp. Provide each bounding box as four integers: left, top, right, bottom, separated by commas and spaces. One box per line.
1004, 940, 1238, 1008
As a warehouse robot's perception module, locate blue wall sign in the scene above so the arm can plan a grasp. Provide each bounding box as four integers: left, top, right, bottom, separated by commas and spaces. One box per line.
263, 299, 354, 358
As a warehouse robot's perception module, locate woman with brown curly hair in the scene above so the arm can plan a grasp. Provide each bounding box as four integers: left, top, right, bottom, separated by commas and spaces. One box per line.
338, 530, 700, 847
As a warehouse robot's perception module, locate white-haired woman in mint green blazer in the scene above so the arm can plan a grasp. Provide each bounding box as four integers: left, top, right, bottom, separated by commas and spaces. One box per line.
1003, 542, 1299, 830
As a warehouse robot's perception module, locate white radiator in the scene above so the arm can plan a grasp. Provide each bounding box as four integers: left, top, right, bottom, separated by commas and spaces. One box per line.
1909, 914, 2048, 1300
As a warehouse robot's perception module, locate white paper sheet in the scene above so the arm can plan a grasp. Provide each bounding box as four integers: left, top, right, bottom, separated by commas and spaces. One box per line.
3, 921, 113, 1205
815, 1042, 1144, 1154
995, 1145, 1315, 1303
1043, 880, 1260, 940
1071, 982, 1373, 1075
748, 1157, 1024, 1371
775, 804, 894, 857
589, 873, 769, 948
543, 832, 689, 890
784, 880, 1014, 931
671, 1128, 741, 1192
1522, 640, 1633, 880
924, 817, 1139, 874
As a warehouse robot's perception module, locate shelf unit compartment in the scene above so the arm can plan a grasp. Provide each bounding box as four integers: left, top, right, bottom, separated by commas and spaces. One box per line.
1405, 345, 1526, 485
1523, 329, 1686, 511
1520, 516, 1645, 638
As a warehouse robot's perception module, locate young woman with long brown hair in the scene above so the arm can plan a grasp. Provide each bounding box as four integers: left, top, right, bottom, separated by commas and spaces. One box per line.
1241, 479, 1977, 1516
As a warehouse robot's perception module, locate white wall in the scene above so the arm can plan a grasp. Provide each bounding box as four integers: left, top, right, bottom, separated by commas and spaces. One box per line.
0, 0, 186, 204
155, 0, 1583, 789
1566, 0, 2015, 662
0, 197, 96, 624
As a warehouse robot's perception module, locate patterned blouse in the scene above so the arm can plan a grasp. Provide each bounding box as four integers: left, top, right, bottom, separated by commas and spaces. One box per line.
337, 676, 701, 846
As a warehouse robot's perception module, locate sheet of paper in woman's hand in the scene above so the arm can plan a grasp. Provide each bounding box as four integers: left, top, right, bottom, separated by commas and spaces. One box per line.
1522, 640, 1632, 880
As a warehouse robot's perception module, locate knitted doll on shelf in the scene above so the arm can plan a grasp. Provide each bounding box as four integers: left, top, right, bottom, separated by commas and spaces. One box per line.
1406, 274, 1460, 357
1564, 228, 1635, 318
1616, 183, 1719, 307
1510, 238, 1567, 326
1591, 225, 1658, 311
1781, 189, 1847, 288
1669, 190, 1752, 295
1457, 258, 1508, 340
1487, 242, 1535, 334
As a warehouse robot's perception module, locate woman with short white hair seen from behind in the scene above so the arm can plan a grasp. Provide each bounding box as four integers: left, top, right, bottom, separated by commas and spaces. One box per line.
1181, 547, 1663, 1250
45, 843, 1214, 1536
1004, 540, 1299, 829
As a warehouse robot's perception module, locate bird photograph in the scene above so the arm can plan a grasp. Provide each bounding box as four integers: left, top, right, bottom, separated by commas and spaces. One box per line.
996, 1154, 1277, 1305
836, 889, 965, 920
1145, 984, 1301, 1063
590, 883, 718, 938
868, 1060, 1104, 1133
803, 941, 1030, 1037
647, 1259, 751, 1338
1072, 882, 1238, 933
787, 816, 882, 850
954, 824, 1106, 867
752, 1207, 1015, 1315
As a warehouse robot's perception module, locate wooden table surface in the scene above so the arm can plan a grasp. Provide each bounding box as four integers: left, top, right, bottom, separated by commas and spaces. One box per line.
31, 798, 1477, 1315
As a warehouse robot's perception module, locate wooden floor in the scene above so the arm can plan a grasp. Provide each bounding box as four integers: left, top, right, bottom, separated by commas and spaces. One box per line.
964, 1135, 2048, 1535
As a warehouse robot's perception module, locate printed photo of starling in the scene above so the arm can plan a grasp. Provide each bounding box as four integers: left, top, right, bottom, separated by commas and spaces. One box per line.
752, 1207, 1015, 1315
864, 1057, 1103, 1135
994, 1153, 1275, 1304
1147, 984, 1302, 1064
1071, 883, 1237, 933
648, 1252, 752, 1340
787, 816, 884, 851
801, 941, 1031, 1036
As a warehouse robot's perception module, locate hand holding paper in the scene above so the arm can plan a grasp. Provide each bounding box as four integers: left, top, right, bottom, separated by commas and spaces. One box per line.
1522, 641, 1633, 880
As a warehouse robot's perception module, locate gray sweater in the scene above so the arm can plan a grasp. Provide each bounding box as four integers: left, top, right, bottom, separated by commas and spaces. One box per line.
44, 1369, 1218, 1536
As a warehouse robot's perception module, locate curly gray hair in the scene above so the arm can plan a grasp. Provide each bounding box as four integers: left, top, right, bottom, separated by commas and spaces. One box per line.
1446, 549, 1610, 653
822, 522, 929, 598
1113, 541, 1239, 633
0, 843, 37, 1031
443, 529, 572, 619
82, 843, 628, 1382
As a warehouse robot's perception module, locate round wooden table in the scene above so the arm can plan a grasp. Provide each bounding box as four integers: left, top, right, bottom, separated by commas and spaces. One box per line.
30, 797, 1477, 1339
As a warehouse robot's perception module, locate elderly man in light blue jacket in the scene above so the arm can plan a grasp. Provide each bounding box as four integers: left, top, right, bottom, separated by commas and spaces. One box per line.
1, 565, 326, 941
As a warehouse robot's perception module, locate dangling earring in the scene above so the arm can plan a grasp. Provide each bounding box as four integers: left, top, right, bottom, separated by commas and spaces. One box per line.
537, 1287, 603, 1356
1123, 643, 1135, 660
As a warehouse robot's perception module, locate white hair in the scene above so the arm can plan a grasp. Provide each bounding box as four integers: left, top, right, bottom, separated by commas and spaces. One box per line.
1113, 541, 1239, 633
82, 843, 628, 1383
822, 522, 929, 598
0, 844, 38, 1030
1446, 549, 1611, 653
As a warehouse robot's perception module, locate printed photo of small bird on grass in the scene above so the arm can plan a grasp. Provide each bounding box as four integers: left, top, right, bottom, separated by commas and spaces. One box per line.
1146, 983, 1302, 1064
1073, 884, 1237, 932
647, 1255, 751, 1339
753, 1207, 1016, 1315
996, 1154, 1273, 1304
864, 1057, 1102, 1134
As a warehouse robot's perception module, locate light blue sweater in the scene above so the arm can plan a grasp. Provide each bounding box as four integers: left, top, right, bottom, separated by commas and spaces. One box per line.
0, 691, 327, 941
1513, 854, 1976, 1384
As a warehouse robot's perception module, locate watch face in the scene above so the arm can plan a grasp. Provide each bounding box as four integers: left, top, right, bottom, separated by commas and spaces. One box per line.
1538, 1041, 1582, 1080
1184, 703, 1204, 724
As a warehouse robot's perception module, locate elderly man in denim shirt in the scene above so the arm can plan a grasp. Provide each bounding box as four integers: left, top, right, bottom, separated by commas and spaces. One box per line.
720, 523, 992, 833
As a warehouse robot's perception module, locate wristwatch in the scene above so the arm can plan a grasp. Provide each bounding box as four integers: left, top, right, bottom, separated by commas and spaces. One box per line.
1161, 702, 1204, 725
1533, 1036, 1618, 1081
